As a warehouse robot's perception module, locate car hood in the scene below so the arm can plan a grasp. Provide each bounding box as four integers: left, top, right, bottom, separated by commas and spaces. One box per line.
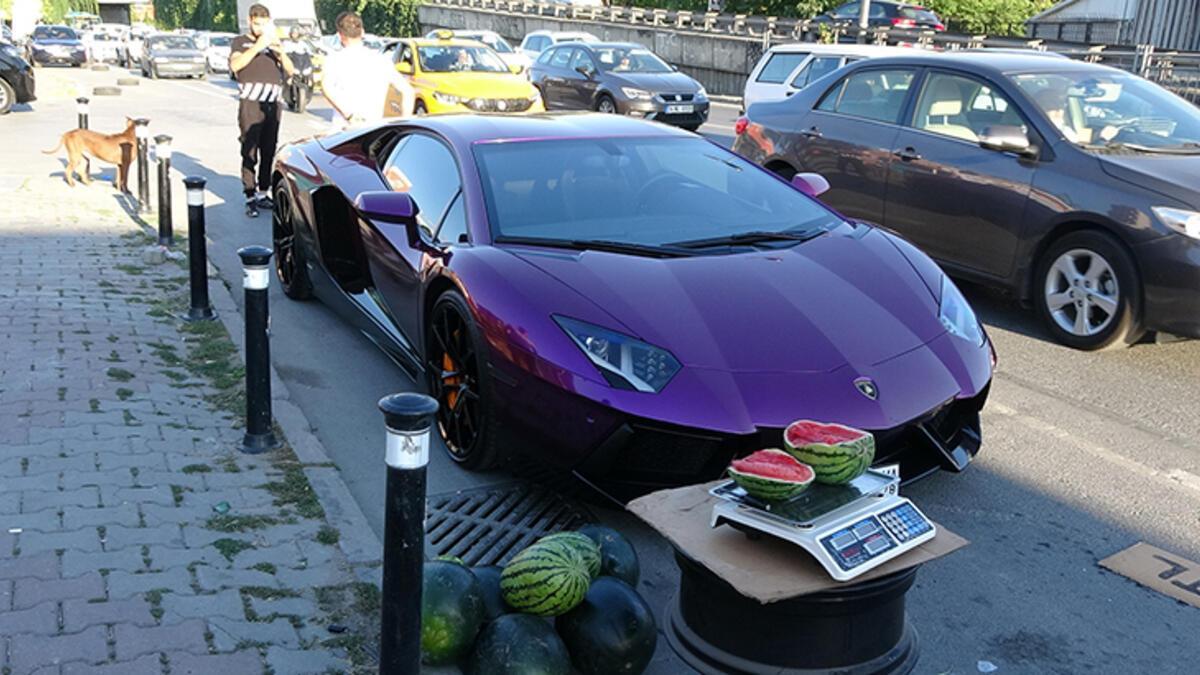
1098, 153, 1200, 207
150, 49, 202, 59
506, 226, 944, 374
35, 39, 82, 47
418, 73, 534, 98
609, 71, 700, 94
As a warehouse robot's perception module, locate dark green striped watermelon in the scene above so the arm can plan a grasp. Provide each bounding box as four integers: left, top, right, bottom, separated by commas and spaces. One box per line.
784, 420, 876, 485
727, 448, 815, 501
576, 525, 640, 587
466, 614, 572, 675
537, 532, 602, 580
421, 560, 485, 666
500, 539, 591, 617
555, 577, 657, 675
471, 565, 511, 621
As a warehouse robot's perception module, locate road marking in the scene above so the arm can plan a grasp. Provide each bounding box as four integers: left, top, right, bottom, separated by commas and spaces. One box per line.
169, 81, 236, 101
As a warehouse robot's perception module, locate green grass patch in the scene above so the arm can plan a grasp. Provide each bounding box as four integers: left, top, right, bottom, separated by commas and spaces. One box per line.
259, 464, 325, 520
315, 526, 340, 546
116, 388, 134, 401
250, 562, 277, 575
160, 369, 188, 382
353, 582, 381, 615
205, 514, 280, 533
88, 399, 100, 413
115, 264, 144, 275
106, 368, 135, 382
180, 464, 211, 474
240, 586, 300, 600
213, 538, 256, 562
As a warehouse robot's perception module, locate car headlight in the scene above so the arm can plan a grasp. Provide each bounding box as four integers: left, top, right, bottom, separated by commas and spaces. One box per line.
621, 87, 652, 100
938, 276, 984, 346
554, 316, 681, 393
696, 86, 708, 100
432, 91, 461, 105
1152, 206, 1200, 240
529, 88, 541, 101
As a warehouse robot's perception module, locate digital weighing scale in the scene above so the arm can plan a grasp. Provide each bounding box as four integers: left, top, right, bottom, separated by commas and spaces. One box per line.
710, 469, 936, 581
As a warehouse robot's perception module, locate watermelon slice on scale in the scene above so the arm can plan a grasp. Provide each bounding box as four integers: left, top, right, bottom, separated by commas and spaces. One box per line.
784, 420, 876, 485
727, 448, 815, 501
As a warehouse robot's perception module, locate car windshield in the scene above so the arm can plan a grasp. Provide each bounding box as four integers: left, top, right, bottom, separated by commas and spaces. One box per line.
468, 34, 512, 53
210, 36, 231, 47
594, 47, 672, 73
418, 45, 507, 73
474, 136, 837, 248
35, 27, 77, 40
151, 36, 195, 50
1014, 70, 1200, 153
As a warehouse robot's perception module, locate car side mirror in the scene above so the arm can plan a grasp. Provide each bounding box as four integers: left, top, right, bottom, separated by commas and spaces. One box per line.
356, 191, 429, 247
791, 172, 830, 197
979, 125, 1036, 157
396, 61, 413, 74
510, 63, 525, 74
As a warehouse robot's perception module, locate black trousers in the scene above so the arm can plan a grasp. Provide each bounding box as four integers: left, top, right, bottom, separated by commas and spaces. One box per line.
238, 98, 281, 198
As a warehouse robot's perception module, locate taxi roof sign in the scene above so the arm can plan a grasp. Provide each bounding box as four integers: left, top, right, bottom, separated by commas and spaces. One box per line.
433, 29, 455, 40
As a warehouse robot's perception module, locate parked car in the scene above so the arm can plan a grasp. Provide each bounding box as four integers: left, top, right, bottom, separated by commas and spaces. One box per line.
381, 33, 543, 116
813, 1, 945, 32
733, 53, 1200, 349
531, 42, 709, 131
744, 43, 914, 110
425, 29, 531, 74
271, 113, 993, 488
518, 30, 598, 62
204, 32, 235, 73
29, 25, 86, 67
0, 40, 36, 114
83, 31, 129, 66
140, 34, 206, 80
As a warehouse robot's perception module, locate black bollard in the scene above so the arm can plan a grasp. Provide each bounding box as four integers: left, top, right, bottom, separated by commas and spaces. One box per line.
378, 393, 439, 675
154, 134, 173, 246
238, 245, 280, 453
182, 177, 216, 322
76, 97, 89, 129
134, 118, 151, 213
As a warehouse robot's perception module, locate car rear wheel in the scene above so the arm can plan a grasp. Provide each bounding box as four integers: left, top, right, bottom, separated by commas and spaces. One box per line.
596, 94, 616, 114
414, 99, 427, 116
426, 290, 508, 470
272, 183, 312, 300
1035, 230, 1144, 350
0, 80, 14, 115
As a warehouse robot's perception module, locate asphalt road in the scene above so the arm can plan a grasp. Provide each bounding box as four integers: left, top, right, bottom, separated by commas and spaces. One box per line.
23, 67, 1200, 674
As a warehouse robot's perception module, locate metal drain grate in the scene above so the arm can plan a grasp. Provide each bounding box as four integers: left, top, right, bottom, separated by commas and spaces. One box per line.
426, 483, 594, 567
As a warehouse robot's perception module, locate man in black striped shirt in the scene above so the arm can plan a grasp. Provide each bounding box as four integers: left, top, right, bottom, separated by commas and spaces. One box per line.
229, 3, 294, 217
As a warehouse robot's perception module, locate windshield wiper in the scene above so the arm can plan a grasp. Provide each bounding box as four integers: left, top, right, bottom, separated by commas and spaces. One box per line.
493, 236, 694, 258
668, 229, 825, 249
1100, 141, 1200, 155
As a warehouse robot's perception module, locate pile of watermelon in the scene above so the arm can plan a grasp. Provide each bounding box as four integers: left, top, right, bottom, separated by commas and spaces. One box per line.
728, 421, 878, 501
420, 525, 657, 674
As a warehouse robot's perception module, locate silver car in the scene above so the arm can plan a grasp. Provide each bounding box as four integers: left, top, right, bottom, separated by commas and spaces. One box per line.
141, 35, 206, 80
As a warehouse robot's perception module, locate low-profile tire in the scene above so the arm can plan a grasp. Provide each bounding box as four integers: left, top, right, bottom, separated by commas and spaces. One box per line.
414, 99, 428, 116
1034, 229, 1145, 350
595, 94, 616, 114
272, 183, 313, 301
0, 79, 14, 115
426, 290, 510, 471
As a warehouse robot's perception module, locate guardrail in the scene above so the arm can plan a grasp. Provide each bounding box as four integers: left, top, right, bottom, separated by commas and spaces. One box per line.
423, 0, 1200, 104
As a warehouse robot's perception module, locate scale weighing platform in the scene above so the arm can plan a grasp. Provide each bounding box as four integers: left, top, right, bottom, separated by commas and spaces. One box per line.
710, 470, 935, 581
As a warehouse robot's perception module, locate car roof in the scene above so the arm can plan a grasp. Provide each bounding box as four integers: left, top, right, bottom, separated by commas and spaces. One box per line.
581, 42, 650, 50
409, 113, 695, 146
861, 51, 1119, 75
766, 43, 917, 56
408, 37, 494, 48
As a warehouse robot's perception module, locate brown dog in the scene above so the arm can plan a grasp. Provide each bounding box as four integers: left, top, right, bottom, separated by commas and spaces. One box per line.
43, 117, 138, 192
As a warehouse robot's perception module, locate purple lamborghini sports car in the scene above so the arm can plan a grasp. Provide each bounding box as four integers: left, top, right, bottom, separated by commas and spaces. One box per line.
271, 113, 993, 490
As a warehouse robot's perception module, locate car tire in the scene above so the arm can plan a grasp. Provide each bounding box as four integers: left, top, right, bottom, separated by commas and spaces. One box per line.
414, 99, 427, 116
272, 183, 313, 301
596, 94, 616, 114
294, 86, 309, 113
0, 79, 14, 115
149, 65, 158, 79
426, 290, 510, 471
1034, 230, 1145, 351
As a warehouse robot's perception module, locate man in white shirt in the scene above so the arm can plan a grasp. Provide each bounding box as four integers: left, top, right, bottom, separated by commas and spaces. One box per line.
321, 11, 414, 127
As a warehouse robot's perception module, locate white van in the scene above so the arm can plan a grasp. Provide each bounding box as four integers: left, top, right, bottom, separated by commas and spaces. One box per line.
743, 44, 915, 111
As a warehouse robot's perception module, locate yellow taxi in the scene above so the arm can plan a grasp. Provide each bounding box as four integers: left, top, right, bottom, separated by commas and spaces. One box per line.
383, 31, 544, 117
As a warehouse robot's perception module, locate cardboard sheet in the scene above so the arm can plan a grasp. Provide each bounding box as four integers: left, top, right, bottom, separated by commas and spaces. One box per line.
628, 482, 968, 604
1099, 542, 1200, 609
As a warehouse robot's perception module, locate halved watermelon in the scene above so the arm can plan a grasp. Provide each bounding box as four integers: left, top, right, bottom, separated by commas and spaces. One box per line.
784, 420, 875, 485
727, 448, 815, 501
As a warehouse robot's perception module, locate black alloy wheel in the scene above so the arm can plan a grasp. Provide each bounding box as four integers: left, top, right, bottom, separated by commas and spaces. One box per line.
272, 183, 312, 300
426, 291, 506, 470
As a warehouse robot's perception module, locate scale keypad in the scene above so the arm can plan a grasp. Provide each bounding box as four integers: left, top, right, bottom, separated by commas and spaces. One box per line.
879, 503, 932, 542
820, 515, 895, 571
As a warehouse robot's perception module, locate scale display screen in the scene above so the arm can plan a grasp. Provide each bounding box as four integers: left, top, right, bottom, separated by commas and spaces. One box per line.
711, 471, 895, 527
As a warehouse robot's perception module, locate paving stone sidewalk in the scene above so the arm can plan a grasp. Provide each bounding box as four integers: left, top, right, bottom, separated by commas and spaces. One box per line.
1, 111, 382, 673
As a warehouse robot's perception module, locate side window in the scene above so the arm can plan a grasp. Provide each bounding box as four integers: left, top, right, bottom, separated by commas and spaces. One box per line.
869, 3, 887, 18
549, 47, 573, 69
790, 56, 841, 89
530, 36, 547, 52
435, 192, 468, 244
755, 51, 809, 84
398, 44, 414, 68
816, 69, 915, 123
569, 48, 595, 74
381, 135, 462, 236
913, 72, 1024, 142
536, 47, 554, 64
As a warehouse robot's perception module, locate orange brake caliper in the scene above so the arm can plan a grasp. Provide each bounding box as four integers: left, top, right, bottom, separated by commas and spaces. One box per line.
442, 352, 460, 409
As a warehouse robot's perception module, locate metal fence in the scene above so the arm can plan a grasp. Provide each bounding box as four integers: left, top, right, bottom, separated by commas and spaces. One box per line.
424, 0, 1200, 104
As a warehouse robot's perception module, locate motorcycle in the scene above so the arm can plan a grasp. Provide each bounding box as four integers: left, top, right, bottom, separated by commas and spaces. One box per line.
282, 49, 314, 113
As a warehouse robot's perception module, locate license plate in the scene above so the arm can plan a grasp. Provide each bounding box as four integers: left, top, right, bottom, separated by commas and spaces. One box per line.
666, 104, 694, 114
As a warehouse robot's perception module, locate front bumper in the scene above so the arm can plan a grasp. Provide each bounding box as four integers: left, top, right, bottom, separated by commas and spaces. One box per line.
1134, 233, 1200, 338
32, 49, 86, 66
621, 97, 711, 128
152, 61, 206, 77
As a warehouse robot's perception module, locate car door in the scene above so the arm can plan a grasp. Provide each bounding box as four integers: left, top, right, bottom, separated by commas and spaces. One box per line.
884, 70, 1037, 279
788, 67, 916, 225
566, 48, 599, 109
541, 47, 575, 109
366, 133, 464, 345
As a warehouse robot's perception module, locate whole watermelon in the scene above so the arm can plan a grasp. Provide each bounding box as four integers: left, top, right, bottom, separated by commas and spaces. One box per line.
555, 577, 657, 675
466, 614, 572, 675
537, 531, 602, 579
421, 560, 485, 666
784, 420, 876, 485
501, 538, 591, 617
576, 525, 641, 587
471, 565, 511, 621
